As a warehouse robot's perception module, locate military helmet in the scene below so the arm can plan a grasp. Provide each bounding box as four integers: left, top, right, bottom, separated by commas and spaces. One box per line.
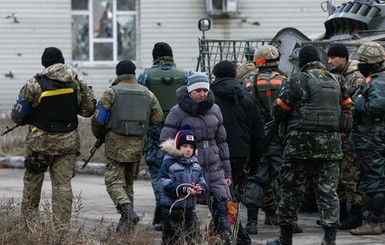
357, 41, 385, 64
253, 45, 280, 67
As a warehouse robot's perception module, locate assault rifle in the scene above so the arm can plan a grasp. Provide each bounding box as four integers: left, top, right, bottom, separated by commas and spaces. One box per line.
81, 128, 108, 170
1, 122, 23, 136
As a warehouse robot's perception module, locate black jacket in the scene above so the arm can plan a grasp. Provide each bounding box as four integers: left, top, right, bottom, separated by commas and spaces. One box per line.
210, 77, 265, 158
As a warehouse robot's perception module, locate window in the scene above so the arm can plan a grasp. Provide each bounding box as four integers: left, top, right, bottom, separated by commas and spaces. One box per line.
71, 0, 137, 62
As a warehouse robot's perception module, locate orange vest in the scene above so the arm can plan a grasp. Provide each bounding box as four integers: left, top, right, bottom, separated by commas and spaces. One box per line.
254, 72, 286, 111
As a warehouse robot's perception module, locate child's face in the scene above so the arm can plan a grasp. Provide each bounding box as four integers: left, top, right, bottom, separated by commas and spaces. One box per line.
180, 144, 194, 158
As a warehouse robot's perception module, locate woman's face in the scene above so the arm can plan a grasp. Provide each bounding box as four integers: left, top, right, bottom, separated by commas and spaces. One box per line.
190, 88, 209, 102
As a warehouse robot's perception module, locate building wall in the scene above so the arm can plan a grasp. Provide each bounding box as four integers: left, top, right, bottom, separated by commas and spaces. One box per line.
0, 0, 339, 114
0, 0, 71, 115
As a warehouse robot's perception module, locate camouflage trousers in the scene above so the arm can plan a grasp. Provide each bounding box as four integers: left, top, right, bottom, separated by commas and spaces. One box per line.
337, 150, 364, 206
146, 158, 162, 206
144, 145, 164, 207
278, 159, 340, 229
22, 153, 77, 226
143, 125, 164, 207
104, 159, 138, 209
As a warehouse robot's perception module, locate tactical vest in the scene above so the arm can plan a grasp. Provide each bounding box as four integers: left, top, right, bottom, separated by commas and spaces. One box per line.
254, 72, 285, 112
107, 83, 151, 136
287, 69, 341, 132
28, 74, 79, 132
145, 66, 185, 118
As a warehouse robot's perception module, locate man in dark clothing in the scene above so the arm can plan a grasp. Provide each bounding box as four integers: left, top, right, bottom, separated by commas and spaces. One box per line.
327, 43, 365, 230
349, 41, 385, 236
138, 42, 186, 231
266, 45, 353, 245
210, 60, 265, 245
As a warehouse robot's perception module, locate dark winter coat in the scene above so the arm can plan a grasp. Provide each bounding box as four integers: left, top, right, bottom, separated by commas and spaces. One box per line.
210, 77, 265, 158
160, 86, 232, 201
158, 139, 208, 209
350, 69, 385, 151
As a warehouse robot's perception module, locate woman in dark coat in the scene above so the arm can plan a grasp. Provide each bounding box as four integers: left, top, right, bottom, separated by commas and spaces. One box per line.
160, 71, 235, 244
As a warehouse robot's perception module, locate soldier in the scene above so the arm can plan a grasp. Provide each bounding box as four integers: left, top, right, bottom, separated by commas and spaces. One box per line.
91, 60, 163, 232
138, 42, 186, 231
327, 43, 365, 230
266, 44, 353, 245
349, 41, 385, 235
11, 47, 96, 228
244, 45, 302, 235
236, 47, 258, 84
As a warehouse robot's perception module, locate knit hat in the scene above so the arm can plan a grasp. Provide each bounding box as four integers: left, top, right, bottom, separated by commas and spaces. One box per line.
327, 43, 349, 60
175, 124, 196, 152
212, 60, 237, 79
152, 42, 173, 60
186, 71, 210, 93
41, 47, 65, 68
116, 60, 136, 76
298, 44, 321, 68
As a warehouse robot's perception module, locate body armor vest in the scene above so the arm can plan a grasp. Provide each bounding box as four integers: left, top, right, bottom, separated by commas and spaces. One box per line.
254, 72, 285, 112
107, 83, 151, 136
288, 70, 341, 132
28, 74, 78, 132
145, 66, 185, 118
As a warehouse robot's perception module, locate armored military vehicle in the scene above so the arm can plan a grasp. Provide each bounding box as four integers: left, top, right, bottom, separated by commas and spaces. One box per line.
197, 0, 385, 77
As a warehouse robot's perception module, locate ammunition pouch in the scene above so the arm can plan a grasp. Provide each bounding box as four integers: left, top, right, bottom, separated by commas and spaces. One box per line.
24, 152, 48, 174
340, 111, 353, 133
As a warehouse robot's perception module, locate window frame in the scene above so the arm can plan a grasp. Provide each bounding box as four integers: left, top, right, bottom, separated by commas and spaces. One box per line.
71, 0, 138, 66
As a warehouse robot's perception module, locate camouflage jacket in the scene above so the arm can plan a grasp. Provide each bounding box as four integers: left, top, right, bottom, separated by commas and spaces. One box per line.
272, 61, 353, 160
340, 60, 365, 100
334, 60, 364, 150
236, 62, 258, 82
92, 75, 163, 162
11, 63, 96, 155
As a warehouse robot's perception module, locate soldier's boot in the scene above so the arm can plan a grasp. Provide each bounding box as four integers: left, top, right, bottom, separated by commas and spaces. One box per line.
339, 205, 362, 230
245, 208, 258, 234
265, 224, 293, 245
152, 205, 163, 231
349, 221, 382, 235
264, 210, 279, 225
116, 203, 140, 232
350, 193, 384, 235
321, 228, 337, 245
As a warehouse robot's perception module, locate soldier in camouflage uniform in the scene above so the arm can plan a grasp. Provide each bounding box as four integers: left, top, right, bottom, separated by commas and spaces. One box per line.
245, 45, 304, 235
327, 43, 365, 230
349, 41, 385, 236
236, 47, 258, 85
11, 47, 96, 228
138, 42, 186, 231
266, 45, 353, 245
91, 60, 163, 232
